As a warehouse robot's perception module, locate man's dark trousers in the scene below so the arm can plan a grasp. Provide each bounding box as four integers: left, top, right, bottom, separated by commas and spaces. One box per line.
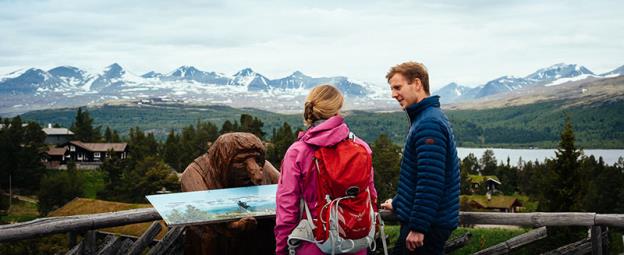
391, 224, 452, 255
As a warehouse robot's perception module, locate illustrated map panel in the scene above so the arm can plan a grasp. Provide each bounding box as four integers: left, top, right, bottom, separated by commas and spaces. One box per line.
146, 184, 277, 226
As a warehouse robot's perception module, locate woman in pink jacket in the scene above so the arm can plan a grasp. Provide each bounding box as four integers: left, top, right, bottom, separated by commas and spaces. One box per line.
274, 84, 377, 255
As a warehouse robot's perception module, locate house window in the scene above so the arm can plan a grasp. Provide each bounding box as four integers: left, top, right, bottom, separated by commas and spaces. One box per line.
94, 152, 101, 158
77, 153, 83, 161
70, 146, 75, 152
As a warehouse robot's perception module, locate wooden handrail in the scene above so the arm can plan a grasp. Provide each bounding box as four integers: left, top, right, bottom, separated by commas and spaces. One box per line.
380, 210, 624, 227
1, 209, 623, 242
0, 208, 160, 242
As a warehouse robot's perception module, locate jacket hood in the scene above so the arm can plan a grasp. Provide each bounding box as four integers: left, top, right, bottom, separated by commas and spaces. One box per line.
297, 115, 349, 147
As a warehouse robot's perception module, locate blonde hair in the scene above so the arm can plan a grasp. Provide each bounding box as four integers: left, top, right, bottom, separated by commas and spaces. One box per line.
304, 84, 344, 126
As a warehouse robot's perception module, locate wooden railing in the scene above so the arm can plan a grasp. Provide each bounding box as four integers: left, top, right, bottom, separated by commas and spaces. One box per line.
1, 210, 622, 254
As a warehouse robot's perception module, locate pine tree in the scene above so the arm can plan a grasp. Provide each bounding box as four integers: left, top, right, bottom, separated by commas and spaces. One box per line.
111, 130, 121, 142
239, 114, 265, 139
221, 120, 234, 134
0, 117, 46, 192
163, 129, 182, 171
479, 149, 497, 175
534, 115, 586, 252
266, 122, 295, 169
70, 108, 101, 142
104, 127, 113, 142
38, 161, 84, 215
372, 134, 401, 203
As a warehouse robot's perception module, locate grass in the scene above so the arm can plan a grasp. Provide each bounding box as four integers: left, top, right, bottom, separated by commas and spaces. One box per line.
80, 170, 106, 198
48, 198, 167, 239
42, 169, 107, 199
382, 225, 529, 254
0, 196, 39, 224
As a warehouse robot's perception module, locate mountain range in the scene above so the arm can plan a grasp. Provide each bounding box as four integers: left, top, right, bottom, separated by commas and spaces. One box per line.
1, 62, 623, 115
434, 63, 624, 103
0, 64, 387, 115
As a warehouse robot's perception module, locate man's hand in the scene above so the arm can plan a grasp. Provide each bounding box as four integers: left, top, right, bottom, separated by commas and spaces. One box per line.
227, 216, 257, 233
405, 231, 424, 251
380, 199, 393, 211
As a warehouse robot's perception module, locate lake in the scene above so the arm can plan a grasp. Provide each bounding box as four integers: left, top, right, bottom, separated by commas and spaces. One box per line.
457, 148, 624, 166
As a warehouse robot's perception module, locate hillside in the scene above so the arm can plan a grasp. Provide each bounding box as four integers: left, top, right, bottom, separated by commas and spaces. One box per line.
20, 96, 624, 148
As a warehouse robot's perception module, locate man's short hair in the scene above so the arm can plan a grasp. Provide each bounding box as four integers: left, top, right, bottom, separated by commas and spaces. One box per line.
386, 61, 430, 95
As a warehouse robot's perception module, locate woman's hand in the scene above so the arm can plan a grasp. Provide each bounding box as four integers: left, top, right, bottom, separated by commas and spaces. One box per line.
380, 199, 393, 211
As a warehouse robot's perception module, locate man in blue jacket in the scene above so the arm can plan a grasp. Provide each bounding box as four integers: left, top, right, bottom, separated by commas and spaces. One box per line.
381, 61, 460, 255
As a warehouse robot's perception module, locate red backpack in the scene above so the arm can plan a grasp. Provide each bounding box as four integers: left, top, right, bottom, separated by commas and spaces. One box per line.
288, 133, 379, 254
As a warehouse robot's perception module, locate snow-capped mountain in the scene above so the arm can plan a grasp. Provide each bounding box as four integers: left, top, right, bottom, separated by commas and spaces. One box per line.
0, 64, 379, 115
162, 66, 231, 85
230, 68, 270, 91
433, 63, 615, 103
86, 63, 155, 94
600, 65, 624, 78
475, 76, 533, 98
141, 71, 163, 79
267, 71, 367, 96
432, 82, 470, 103
2, 62, 622, 115
525, 63, 594, 83
48, 66, 91, 87
0, 68, 68, 94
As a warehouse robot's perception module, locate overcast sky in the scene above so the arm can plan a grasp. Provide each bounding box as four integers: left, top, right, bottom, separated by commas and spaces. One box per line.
1, 0, 622, 90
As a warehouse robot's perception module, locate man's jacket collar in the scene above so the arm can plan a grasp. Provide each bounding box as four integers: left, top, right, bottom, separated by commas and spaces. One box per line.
405, 95, 440, 123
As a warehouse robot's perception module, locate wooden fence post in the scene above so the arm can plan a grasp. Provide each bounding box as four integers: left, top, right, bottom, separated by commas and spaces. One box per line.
67, 231, 77, 250
83, 230, 97, 255
591, 225, 602, 255
126, 221, 162, 255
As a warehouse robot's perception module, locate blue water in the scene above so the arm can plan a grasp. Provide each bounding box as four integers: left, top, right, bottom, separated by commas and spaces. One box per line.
457, 148, 624, 166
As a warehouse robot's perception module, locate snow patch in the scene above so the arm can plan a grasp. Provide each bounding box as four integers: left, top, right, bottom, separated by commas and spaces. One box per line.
546, 74, 595, 86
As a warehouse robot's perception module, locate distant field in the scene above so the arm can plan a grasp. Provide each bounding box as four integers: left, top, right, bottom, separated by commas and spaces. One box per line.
19, 98, 624, 148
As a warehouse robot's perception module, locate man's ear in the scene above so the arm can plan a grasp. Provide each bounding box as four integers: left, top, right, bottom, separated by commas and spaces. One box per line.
409, 78, 423, 91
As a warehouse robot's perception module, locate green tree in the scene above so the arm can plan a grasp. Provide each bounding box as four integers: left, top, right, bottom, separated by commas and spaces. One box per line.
96, 155, 129, 201
220, 120, 235, 134
266, 122, 295, 169
38, 161, 84, 215
239, 114, 265, 139
118, 156, 180, 203
128, 127, 159, 161
0, 117, 46, 192
179, 124, 199, 168
70, 107, 101, 142
539, 115, 582, 212
98, 155, 179, 203
479, 149, 497, 176
580, 159, 624, 213
372, 134, 401, 203
163, 129, 182, 171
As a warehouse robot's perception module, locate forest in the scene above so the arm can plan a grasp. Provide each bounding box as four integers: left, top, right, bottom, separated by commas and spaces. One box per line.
1, 107, 624, 253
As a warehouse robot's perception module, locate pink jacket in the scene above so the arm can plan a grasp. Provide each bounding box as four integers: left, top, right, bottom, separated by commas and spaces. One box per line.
274, 115, 377, 255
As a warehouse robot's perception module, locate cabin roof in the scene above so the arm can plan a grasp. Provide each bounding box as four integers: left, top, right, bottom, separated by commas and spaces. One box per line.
468, 175, 502, 185
69, 141, 127, 152
43, 128, 74, 136
462, 195, 522, 209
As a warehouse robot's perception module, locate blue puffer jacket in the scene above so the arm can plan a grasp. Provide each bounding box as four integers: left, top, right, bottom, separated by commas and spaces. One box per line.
391, 95, 460, 234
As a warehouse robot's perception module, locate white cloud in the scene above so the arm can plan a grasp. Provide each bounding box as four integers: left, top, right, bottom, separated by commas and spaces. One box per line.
0, 0, 622, 91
